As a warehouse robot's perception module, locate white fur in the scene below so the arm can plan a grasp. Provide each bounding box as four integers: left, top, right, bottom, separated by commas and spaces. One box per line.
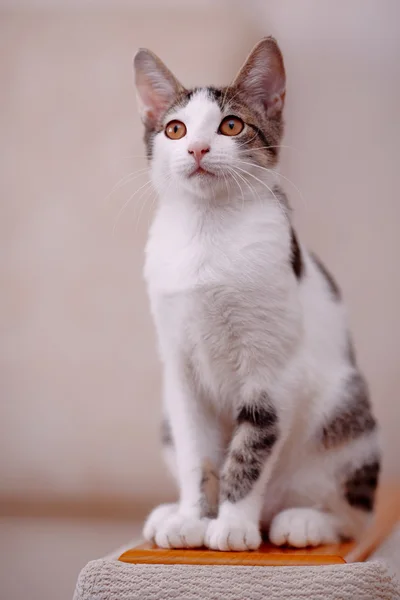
141, 90, 378, 549
269, 508, 339, 547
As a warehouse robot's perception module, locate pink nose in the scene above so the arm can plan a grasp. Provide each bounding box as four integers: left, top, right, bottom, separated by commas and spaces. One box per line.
188, 144, 210, 164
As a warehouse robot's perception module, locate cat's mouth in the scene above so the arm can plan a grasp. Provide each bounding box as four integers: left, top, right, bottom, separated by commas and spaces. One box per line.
189, 166, 215, 178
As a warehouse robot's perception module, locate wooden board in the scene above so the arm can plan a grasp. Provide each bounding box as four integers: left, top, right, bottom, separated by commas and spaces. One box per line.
119, 541, 354, 566
119, 484, 400, 567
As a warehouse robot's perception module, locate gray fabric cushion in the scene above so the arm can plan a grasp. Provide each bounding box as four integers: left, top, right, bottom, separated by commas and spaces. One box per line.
73, 526, 400, 600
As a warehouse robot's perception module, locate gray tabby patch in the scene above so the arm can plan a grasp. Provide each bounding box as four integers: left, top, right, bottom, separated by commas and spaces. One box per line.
344, 459, 380, 511
200, 459, 219, 518
321, 373, 376, 449
220, 399, 278, 503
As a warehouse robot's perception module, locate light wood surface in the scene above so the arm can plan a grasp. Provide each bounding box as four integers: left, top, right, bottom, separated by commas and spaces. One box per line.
119, 541, 353, 566
119, 484, 400, 567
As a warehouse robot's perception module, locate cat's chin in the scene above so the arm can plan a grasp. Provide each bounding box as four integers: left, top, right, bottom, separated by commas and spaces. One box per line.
179, 171, 224, 198
188, 166, 215, 178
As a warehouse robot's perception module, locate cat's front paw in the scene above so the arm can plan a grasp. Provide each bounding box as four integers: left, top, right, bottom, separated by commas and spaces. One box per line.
143, 503, 179, 542
269, 508, 339, 548
205, 516, 261, 551
154, 512, 208, 548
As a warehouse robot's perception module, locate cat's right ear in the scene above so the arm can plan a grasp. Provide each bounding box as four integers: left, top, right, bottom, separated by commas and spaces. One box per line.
133, 49, 184, 129
232, 37, 286, 118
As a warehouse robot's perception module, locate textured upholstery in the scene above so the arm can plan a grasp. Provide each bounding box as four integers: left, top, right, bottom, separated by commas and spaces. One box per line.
74, 526, 400, 600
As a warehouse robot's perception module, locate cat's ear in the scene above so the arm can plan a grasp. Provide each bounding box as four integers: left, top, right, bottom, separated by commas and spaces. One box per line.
232, 37, 286, 118
133, 49, 185, 128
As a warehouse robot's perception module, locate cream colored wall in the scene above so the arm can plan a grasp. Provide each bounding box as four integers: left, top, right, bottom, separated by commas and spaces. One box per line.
0, 5, 259, 505
258, 0, 400, 481
1, 2, 399, 507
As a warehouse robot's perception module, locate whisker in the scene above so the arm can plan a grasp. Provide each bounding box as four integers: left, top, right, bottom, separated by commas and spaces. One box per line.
232, 165, 290, 224
221, 72, 239, 110
119, 155, 150, 160
270, 170, 306, 209
226, 166, 245, 210
233, 159, 305, 207
229, 166, 264, 211
135, 182, 158, 234
211, 171, 217, 203
104, 168, 150, 204
146, 177, 172, 229
221, 86, 231, 112
230, 167, 284, 253
234, 129, 259, 150
221, 85, 245, 109
221, 170, 230, 203
147, 189, 159, 230
112, 179, 153, 234
142, 175, 176, 230
237, 143, 300, 153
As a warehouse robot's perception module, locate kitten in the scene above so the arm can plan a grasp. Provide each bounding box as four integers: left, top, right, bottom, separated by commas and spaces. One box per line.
133, 38, 380, 551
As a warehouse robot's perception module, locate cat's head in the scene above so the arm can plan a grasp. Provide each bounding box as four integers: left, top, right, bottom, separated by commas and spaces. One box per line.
133, 37, 285, 199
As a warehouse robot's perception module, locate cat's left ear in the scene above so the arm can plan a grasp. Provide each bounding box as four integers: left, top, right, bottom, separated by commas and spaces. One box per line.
232, 37, 286, 118
133, 49, 185, 129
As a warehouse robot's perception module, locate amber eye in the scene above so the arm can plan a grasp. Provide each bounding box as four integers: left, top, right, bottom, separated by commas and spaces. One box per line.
219, 116, 244, 136
165, 120, 187, 140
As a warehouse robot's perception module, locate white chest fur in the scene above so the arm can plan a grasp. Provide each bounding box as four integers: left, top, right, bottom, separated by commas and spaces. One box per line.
144, 198, 302, 399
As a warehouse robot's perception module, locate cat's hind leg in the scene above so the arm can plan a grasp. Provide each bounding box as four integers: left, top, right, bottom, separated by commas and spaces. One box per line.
268, 455, 379, 549
268, 370, 380, 549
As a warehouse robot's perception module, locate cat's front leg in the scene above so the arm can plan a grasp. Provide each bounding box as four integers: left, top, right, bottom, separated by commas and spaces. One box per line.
143, 365, 222, 548
205, 395, 283, 551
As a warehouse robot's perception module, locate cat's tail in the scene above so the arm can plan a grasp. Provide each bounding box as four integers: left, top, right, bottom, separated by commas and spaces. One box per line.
345, 484, 399, 562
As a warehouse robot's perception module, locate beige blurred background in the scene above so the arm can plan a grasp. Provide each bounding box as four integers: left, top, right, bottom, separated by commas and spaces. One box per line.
1, 1, 399, 598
